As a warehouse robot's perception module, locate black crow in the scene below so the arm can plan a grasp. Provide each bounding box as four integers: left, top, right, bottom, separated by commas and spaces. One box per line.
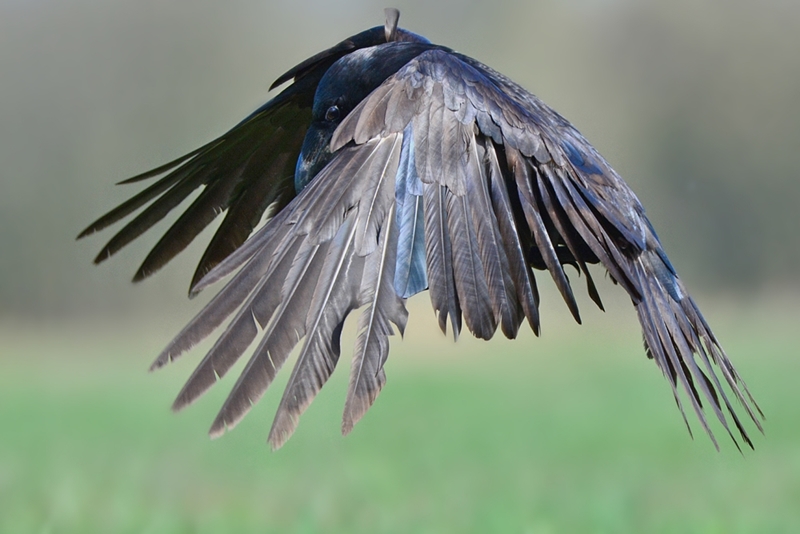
79, 9, 762, 450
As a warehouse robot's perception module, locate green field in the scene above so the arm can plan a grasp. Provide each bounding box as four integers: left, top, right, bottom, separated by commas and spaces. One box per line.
1, 295, 798, 533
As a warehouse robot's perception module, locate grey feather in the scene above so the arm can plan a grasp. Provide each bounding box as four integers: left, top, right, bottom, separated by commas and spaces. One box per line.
438, 99, 470, 195
446, 186, 496, 339
466, 137, 522, 338
507, 146, 581, 323
423, 183, 461, 337
354, 136, 403, 255
418, 84, 447, 188
536, 165, 604, 311
208, 237, 332, 438
343, 204, 408, 434
169, 237, 302, 412
151, 210, 295, 371
189, 198, 295, 294
268, 213, 365, 449
539, 169, 639, 298
485, 142, 541, 334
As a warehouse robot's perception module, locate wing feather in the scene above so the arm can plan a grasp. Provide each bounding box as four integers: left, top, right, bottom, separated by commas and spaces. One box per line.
81, 74, 318, 285
446, 185, 496, 339
423, 183, 461, 337
506, 146, 581, 323
394, 128, 428, 298
485, 142, 541, 334
91, 170, 211, 266
268, 213, 364, 448
466, 137, 522, 338
354, 136, 403, 255
209, 237, 332, 438
343, 204, 408, 434
78, 172, 187, 240
169, 237, 303, 412
132, 168, 243, 282
535, 165, 603, 310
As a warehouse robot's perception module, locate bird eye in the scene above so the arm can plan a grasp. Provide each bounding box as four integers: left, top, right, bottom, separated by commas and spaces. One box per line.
325, 105, 340, 122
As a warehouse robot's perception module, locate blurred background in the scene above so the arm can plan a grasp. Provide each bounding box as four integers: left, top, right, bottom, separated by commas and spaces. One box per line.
1, 0, 798, 532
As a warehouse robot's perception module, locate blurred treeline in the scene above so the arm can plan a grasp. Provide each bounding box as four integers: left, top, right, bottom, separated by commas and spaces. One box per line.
0, 0, 798, 319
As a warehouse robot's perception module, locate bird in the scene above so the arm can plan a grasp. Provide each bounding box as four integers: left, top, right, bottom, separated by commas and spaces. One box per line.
79, 8, 762, 451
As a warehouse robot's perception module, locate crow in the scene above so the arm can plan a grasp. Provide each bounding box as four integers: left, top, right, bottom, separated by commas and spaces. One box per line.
79, 9, 762, 450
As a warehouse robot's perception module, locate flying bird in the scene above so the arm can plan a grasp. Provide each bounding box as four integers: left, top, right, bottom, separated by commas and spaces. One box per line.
79, 9, 762, 450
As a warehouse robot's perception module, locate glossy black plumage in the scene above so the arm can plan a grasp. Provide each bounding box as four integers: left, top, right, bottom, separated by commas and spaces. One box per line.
81, 9, 762, 450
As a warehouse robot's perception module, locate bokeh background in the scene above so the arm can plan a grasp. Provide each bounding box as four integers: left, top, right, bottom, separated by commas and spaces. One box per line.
1, 0, 799, 532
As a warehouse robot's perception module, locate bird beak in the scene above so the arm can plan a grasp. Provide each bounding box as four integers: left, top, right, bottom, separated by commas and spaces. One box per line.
294, 123, 335, 192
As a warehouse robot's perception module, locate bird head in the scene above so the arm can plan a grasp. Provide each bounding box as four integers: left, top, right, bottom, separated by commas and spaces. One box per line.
294, 41, 435, 192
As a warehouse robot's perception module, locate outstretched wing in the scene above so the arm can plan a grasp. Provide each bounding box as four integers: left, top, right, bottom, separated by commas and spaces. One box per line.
332, 49, 763, 449
152, 136, 410, 450
77, 78, 312, 290
77, 20, 428, 291
154, 47, 762, 450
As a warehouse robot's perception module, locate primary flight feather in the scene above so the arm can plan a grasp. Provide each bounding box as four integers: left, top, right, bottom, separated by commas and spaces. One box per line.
80, 9, 762, 450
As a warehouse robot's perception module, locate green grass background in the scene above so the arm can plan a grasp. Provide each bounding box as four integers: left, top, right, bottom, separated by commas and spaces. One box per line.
1, 294, 798, 533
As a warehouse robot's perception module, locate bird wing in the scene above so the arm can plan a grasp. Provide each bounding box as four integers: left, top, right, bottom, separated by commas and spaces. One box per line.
76, 23, 426, 291
331, 48, 763, 449
77, 80, 311, 290
153, 135, 410, 450
153, 47, 762, 450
